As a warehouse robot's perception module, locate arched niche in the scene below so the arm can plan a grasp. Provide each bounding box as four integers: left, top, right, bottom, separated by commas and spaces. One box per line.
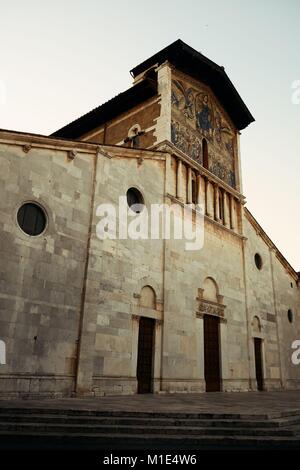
140, 285, 156, 310
196, 276, 226, 320
252, 316, 261, 334
203, 277, 219, 303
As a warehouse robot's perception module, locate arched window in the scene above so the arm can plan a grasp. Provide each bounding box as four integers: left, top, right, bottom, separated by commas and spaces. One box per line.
126, 187, 144, 214
202, 138, 208, 169
254, 253, 263, 270
126, 124, 143, 148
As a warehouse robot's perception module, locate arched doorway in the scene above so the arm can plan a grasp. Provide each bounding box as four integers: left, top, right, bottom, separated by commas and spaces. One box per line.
137, 317, 155, 393
198, 277, 224, 392
252, 316, 264, 391
204, 314, 221, 392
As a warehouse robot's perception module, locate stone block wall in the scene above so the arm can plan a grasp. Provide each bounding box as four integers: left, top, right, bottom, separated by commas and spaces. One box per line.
0, 135, 95, 398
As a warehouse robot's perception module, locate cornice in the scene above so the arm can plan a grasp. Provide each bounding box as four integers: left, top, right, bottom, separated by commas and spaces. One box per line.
0, 129, 167, 160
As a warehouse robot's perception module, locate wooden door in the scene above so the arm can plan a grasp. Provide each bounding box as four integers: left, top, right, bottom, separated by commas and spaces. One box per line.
254, 337, 264, 391
137, 317, 155, 393
204, 315, 221, 392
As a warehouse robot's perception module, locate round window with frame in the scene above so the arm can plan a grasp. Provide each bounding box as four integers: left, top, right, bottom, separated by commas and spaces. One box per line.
17, 202, 47, 236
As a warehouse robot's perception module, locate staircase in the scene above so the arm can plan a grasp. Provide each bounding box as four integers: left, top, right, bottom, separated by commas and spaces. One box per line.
1, 407, 300, 450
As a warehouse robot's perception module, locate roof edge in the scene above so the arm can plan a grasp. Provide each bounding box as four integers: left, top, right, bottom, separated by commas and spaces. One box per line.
244, 207, 299, 281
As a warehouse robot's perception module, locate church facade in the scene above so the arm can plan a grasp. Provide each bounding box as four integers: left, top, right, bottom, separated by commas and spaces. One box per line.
0, 40, 299, 398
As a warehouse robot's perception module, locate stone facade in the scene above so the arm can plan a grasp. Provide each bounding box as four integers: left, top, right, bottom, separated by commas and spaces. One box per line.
0, 43, 299, 398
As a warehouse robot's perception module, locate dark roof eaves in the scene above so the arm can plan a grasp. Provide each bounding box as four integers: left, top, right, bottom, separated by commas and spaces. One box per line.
51, 79, 158, 139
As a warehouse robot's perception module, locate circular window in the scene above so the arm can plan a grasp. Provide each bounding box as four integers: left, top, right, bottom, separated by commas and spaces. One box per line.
254, 253, 263, 270
126, 188, 144, 213
288, 309, 293, 323
17, 202, 47, 236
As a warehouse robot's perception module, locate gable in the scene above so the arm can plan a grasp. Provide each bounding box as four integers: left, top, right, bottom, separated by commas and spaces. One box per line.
131, 39, 255, 131
171, 70, 237, 187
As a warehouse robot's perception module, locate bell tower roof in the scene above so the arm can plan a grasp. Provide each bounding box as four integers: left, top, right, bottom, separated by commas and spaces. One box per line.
130, 39, 254, 131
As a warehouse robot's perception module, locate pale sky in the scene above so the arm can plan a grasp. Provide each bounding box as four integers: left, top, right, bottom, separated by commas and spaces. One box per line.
0, 0, 299, 269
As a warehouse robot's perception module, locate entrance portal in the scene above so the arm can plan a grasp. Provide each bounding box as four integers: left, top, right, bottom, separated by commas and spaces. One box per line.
254, 337, 264, 391
204, 315, 221, 392
137, 317, 155, 393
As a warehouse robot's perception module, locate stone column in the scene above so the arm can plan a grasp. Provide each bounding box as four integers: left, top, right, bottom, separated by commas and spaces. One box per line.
214, 184, 220, 222
206, 180, 214, 218
196, 174, 201, 204
187, 167, 192, 204
165, 153, 173, 196
223, 191, 230, 228
197, 174, 205, 213
176, 159, 184, 201
230, 195, 236, 230
153, 319, 163, 393
220, 318, 229, 391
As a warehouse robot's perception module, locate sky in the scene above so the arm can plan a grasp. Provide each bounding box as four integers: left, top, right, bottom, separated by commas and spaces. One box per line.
0, 0, 299, 269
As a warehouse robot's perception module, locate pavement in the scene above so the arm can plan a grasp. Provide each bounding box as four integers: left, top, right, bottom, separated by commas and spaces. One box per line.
1, 390, 300, 417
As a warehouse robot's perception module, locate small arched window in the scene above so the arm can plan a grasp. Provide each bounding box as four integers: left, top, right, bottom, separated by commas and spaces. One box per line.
254, 253, 263, 270
126, 124, 143, 149
126, 187, 144, 213
202, 138, 208, 169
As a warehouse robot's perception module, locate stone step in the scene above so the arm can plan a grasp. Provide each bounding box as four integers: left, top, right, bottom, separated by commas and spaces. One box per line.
0, 430, 299, 450
0, 421, 296, 437
0, 407, 292, 420
1, 412, 300, 428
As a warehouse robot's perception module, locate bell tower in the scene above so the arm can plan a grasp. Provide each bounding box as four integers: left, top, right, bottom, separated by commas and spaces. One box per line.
130, 40, 254, 194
